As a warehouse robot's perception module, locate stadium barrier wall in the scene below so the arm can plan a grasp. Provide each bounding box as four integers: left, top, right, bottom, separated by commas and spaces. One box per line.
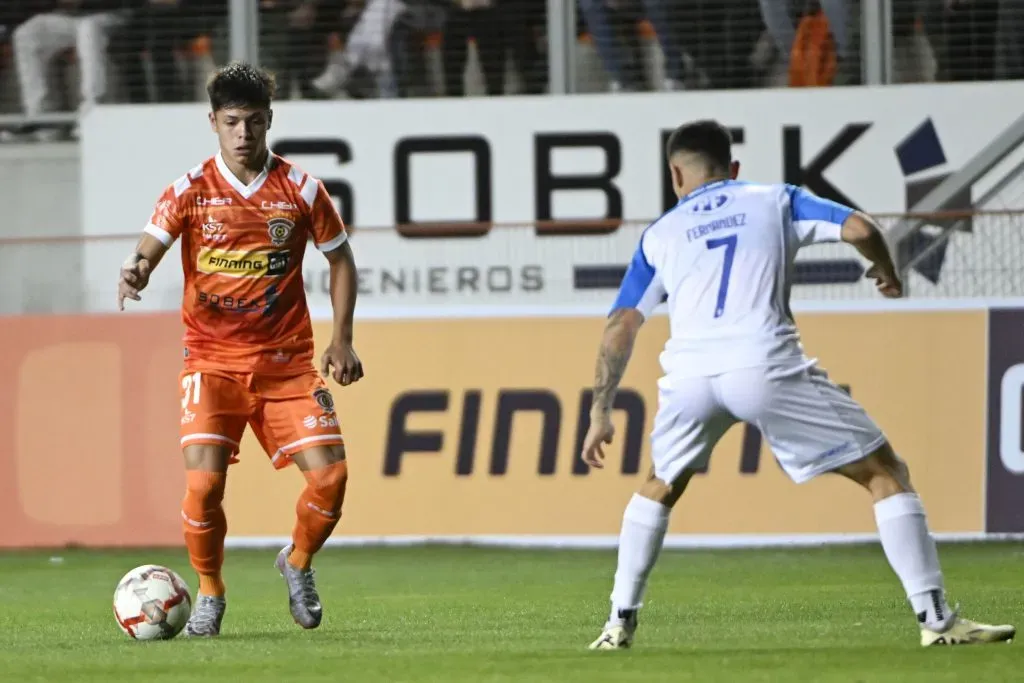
5, 304, 1024, 549
76, 81, 1024, 314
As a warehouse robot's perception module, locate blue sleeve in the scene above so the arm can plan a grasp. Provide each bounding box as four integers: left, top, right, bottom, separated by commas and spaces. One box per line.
610, 236, 664, 317
787, 185, 854, 244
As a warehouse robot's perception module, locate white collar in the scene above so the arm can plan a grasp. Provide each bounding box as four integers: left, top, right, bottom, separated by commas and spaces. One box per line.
215, 150, 273, 199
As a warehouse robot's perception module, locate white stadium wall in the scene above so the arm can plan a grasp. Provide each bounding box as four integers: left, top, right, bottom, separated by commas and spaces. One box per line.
71, 80, 1024, 318
2, 82, 1023, 315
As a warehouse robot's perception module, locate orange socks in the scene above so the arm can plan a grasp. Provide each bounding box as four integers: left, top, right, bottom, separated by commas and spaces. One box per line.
198, 573, 226, 596
181, 470, 228, 597
290, 460, 348, 567
288, 549, 314, 570
181, 462, 347, 585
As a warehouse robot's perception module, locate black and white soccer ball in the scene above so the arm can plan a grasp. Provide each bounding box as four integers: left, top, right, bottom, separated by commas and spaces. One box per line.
112, 565, 192, 640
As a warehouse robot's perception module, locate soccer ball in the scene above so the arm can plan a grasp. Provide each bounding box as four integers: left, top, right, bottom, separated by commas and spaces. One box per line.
112, 564, 192, 640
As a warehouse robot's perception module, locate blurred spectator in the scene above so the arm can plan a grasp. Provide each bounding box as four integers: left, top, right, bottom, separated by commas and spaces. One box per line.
2, 3, 48, 47
677, 0, 762, 89
311, 0, 410, 98
503, 0, 547, 94
389, 0, 448, 97
311, 0, 439, 99
108, 0, 225, 104
921, 0, 999, 82
995, 0, 1023, 79
441, 0, 504, 95
758, 0, 857, 85
439, 0, 546, 96
260, 0, 343, 100
12, 0, 130, 136
578, 0, 687, 91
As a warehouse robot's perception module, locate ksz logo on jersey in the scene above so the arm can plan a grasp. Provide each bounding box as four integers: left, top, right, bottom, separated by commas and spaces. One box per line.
313, 387, 336, 414
202, 216, 226, 242
267, 217, 295, 246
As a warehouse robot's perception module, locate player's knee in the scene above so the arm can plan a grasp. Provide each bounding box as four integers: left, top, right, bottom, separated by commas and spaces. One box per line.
837, 442, 913, 500
304, 460, 348, 514
183, 471, 226, 505
637, 467, 695, 508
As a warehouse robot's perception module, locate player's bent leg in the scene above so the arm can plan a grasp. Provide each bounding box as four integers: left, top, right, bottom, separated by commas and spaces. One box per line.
181, 444, 231, 638
834, 443, 1015, 647
590, 467, 699, 651
591, 378, 730, 651
275, 443, 348, 630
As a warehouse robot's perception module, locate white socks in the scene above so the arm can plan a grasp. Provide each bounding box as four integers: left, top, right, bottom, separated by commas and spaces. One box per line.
609, 494, 671, 621
874, 492, 952, 630
605, 491, 951, 631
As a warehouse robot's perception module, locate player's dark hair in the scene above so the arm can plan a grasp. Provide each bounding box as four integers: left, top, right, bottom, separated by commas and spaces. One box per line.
206, 62, 276, 111
665, 120, 733, 174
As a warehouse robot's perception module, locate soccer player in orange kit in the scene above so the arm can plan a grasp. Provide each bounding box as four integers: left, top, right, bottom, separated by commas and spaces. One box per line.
116, 62, 362, 637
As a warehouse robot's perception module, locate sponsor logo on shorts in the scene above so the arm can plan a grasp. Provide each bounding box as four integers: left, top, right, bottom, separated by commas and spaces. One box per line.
303, 414, 339, 429
313, 387, 336, 414
267, 217, 295, 246
817, 441, 853, 460
196, 247, 289, 278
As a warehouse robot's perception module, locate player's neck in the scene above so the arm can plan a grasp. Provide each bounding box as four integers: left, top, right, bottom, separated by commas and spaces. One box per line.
679, 174, 730, 198
220, 148, 269, 185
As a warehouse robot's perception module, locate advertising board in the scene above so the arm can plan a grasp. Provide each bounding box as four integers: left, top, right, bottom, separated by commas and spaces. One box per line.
0, 307, 991, 548
78, 82, 1024, 313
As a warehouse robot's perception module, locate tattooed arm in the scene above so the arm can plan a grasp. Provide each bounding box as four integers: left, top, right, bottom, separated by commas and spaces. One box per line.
582, 308, 646, 468
582, 228, 664, 468
591, 308, 645, 416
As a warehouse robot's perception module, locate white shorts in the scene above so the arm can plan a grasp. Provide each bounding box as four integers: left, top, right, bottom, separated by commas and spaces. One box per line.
651, 362, 887, 485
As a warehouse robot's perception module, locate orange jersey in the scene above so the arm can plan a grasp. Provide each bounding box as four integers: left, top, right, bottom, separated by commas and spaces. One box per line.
145, 152, 346, 374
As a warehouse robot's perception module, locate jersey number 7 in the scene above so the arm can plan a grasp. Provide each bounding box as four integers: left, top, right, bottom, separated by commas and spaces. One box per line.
706, 235, 737, 318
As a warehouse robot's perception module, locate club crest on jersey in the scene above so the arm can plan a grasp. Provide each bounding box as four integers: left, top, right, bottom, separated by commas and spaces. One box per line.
687, 191, 734, 215
313, 387, 336, 414
267, 217, 294, 246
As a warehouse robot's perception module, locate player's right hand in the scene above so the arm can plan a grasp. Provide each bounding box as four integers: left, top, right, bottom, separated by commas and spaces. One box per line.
117, 255, 152, 311
581, 412, 615, 470
866, 264, 903, 299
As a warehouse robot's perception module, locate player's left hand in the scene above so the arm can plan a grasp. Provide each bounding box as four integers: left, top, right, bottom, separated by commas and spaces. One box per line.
866, 263, 903, 298
320, 341, 364, 386
117, 254, 152, 311
581, 412, 615, 469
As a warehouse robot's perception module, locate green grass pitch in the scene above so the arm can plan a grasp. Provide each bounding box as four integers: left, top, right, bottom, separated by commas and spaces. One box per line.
0, 543, 1020, 682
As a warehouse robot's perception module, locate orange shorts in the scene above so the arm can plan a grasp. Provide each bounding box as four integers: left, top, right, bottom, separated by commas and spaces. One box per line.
178, 368, 344, 469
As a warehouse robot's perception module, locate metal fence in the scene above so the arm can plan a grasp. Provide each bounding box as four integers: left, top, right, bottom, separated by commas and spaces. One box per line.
2, 210, 1023, 316
0, 0, 1021, 136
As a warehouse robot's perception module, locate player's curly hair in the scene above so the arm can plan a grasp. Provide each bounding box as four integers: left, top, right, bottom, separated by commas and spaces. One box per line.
206, 62, 277, 111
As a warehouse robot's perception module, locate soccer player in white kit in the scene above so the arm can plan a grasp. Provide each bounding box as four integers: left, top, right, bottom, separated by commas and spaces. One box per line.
583, 120, 1016, 649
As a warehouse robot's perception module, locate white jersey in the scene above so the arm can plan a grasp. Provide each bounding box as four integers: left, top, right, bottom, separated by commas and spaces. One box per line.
613, 179, 855, 378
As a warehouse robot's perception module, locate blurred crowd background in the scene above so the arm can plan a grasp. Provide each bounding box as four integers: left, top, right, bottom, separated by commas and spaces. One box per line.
0, 0, 1021, 141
